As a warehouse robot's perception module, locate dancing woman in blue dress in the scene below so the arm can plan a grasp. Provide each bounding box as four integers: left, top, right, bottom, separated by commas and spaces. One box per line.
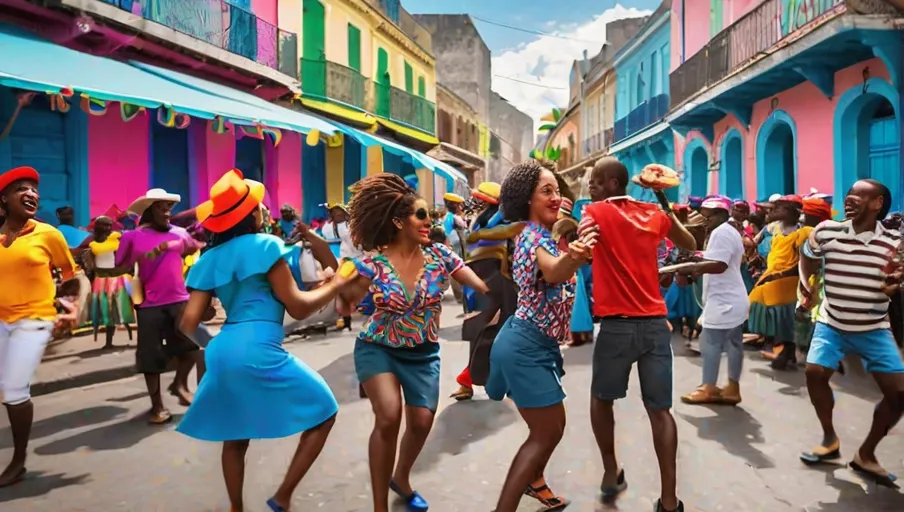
177, 170, 354, 512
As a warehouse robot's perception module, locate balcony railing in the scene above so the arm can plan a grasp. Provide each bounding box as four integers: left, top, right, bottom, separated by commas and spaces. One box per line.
374, 83, 436, 134
103, 0, 298, 78
584, 127, 617, 155
670, 0, 844, 109
301, 59, 370, 110
614, 94, 669, 143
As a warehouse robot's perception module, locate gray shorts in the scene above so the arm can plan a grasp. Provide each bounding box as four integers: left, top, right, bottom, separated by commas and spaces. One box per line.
592, 317, 673, 409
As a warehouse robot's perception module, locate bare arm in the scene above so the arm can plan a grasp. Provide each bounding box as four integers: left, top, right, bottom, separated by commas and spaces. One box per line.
268, 259, 343, 320
536, 243, 591, 285
653, 190, 696, 251
452, 266, 489, 294
179, 290, 213, 342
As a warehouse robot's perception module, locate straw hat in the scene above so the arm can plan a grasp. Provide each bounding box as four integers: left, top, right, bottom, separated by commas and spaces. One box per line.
196, 169, 266, 233
443, 192, 465, 204
127, 188, 182, 216
0, 166, 39, 193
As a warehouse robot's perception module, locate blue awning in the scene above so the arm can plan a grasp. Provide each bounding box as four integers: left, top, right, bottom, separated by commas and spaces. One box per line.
351, 130, 468, 186
0, 23, 339, 135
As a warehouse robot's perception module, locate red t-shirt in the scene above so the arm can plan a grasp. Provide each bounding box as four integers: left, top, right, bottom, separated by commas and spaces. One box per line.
583, 197, 672, 318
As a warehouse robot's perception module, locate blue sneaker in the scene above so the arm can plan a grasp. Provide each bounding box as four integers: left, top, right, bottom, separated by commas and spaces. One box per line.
389, 480, 429, 511
266, 497, 288, 512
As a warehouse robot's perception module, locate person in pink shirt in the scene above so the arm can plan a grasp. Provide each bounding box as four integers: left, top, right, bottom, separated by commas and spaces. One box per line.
115, 189, 205, 424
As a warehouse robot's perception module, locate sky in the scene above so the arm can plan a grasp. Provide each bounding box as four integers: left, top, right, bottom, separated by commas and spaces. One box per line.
404, 0, 659, 126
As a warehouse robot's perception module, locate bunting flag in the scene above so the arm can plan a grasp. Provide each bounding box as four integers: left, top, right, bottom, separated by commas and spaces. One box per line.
209, 116, 230, 134
120, 102, 146, 122
79, 94, 107, 116
239, 123, 264, 140
157, 105, 190, 129
262, 126, 282, 147
47, 91, 70, 113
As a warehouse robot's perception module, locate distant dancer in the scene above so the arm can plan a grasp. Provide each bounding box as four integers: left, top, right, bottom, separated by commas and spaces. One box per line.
55, 205, 88, 248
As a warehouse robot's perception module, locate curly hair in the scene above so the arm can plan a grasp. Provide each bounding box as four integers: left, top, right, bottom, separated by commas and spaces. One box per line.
500, 159, 562, 221
348, 173, 418, 251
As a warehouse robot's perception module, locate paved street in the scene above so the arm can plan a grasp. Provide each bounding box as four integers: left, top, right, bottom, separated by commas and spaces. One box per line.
2, 312, 904, 511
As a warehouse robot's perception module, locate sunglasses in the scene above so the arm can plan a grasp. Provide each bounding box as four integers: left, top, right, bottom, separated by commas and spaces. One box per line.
414, 208, 429, 220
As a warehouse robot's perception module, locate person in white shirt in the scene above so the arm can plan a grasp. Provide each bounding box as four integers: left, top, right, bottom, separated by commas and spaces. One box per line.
319, 204, 360, 331
671, 196, 749, 405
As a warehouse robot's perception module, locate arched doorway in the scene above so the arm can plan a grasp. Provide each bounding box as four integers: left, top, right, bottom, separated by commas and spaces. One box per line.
684, 137, 709, 198
834, 78, 900, 212
720, 129, 744, 198
756, 110, 797, 197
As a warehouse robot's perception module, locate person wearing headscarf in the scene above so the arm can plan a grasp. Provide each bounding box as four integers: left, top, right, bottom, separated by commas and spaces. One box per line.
748, 195, 811, 369
176, 170, 352, 512
791, 196, 833, 361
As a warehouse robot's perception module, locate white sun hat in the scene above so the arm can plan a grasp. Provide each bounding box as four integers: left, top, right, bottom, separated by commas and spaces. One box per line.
127, 188, 182, 216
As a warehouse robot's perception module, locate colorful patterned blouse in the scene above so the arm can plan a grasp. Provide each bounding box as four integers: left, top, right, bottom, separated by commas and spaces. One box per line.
352, 243, 464, 348
512, 222, 575, 342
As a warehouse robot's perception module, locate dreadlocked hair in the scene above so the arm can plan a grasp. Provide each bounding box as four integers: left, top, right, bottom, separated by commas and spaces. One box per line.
348, 173, 418, 251
500, 160, 545, 222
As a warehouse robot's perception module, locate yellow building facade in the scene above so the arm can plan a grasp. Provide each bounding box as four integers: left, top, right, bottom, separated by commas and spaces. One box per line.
279, 0, 439, 205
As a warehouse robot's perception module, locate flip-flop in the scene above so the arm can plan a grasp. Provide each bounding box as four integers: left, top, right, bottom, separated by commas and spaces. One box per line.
600, 468, 627, 497
389, 480, 429, 511
148, 409, 173, 425
0, 467, 26, 488
800, 441, 841, 465
849, 460, 899, 488
266, 497, 288, 511
525, 481, 570, 510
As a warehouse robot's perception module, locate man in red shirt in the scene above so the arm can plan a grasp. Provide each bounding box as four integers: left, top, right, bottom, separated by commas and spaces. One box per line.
580, 157, 696, 512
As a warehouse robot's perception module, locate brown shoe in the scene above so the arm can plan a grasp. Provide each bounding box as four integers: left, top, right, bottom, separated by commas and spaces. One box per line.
680, 384, 722, 404
719, 380, 742, 405
449, 385, 473, 401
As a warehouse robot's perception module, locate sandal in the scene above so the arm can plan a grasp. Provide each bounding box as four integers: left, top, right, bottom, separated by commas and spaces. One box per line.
680, 385, 722, 405
0, 466, 26, 488
266, 497, 288, 511
389, 480, 429, 511
600, 468, 627, 497
148, 409, 173, 425
849, 453, 899, 488
800, 439, 841, 465
449, 386, 473, 401
525, 480, 570, 510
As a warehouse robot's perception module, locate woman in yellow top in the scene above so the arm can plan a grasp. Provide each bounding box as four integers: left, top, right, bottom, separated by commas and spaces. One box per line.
84, 216, 135, 348
748, 195, 813, 369
0, 166, 78, 487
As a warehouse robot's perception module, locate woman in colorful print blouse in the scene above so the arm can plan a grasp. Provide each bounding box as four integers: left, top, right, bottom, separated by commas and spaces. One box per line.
339, 174, 488, 512
484, 161, 595, 512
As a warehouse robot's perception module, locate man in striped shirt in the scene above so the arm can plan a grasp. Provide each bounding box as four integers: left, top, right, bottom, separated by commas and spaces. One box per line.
799, 179, 904, 485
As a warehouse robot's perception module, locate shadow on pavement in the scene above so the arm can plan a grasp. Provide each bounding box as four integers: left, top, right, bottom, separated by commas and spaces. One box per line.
806, 469, 904, 510
0, 470, 91, 503
749, 366, 882, 402
317, 353, 364, 405
678, 406, 774, 469
414, 399, 518, 474
0, 405, 129, 449
106, 391, 148, 403
33, 414, 183, 455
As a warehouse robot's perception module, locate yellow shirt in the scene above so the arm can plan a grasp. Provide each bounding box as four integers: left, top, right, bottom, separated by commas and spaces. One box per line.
0, 220, 76, 323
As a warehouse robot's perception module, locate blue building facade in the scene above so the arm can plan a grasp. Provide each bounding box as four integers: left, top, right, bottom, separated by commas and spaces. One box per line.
610, 5, 676, 202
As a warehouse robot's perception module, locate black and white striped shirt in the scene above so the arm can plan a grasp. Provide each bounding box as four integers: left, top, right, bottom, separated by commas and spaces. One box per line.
805, 220, 903, 332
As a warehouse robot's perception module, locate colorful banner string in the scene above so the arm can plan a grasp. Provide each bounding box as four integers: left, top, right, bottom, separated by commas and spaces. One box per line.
47, 88, 73, 113
209, 116, 230, 134
79, 94, 107, 116
157, 105, 190, 129
120, 102, 146, 122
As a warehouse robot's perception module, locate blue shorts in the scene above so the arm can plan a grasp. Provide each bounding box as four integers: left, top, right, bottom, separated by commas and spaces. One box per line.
485, 317, 566, 409
807, 322, 904, 374
354, 339, 441, 412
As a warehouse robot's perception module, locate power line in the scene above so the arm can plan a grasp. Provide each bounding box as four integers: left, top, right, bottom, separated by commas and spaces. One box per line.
493, 75, 567, 90
470, 14, 605, 45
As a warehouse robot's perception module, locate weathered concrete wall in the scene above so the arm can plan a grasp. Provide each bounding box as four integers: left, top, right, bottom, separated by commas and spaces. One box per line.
488, 92, 534, 184
412, 14, 491, 121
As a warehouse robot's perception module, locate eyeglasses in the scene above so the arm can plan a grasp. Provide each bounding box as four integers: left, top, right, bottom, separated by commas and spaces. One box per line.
414, 208, 429, 220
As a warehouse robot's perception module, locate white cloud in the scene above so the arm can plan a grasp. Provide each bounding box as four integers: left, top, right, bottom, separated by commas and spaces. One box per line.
491, 4, 652, 130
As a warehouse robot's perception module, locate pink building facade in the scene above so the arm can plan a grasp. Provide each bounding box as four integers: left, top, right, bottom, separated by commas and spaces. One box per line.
667, 0, 903, 210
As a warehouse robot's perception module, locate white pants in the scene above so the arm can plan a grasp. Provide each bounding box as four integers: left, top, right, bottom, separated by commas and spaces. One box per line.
0, 319, 54, 405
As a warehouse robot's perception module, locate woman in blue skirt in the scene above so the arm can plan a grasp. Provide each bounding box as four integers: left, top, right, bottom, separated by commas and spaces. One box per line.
177, 170, 353, 512
485, 161, 594, 512
338, 174, 488, 512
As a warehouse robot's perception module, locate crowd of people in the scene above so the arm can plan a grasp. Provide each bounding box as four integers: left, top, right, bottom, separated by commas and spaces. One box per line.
0, 154, 903, 512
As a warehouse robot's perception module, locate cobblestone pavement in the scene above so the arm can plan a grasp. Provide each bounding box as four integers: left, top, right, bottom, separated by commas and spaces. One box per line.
2, 317, 904, 511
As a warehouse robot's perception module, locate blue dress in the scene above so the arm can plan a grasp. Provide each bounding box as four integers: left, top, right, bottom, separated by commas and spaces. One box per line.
176, 234, 338, 442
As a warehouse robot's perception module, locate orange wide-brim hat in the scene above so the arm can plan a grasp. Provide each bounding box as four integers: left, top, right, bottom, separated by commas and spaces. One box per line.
0, 166, 40, 193
196, 169, 266, 233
